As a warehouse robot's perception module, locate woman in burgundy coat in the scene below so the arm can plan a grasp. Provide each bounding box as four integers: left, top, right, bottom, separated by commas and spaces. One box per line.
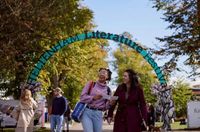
107, 69, 147, 132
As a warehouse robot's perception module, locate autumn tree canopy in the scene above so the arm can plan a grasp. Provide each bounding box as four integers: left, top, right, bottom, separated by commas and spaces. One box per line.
0, 0, 108, 102
151, 0, 200, 78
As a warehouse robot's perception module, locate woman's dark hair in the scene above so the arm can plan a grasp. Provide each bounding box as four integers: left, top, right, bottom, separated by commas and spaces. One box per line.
99, 68, 112, 81
124, 69, 140, 89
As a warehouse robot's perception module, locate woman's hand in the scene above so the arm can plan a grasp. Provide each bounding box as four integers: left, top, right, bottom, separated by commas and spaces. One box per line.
109, 100, 116, 106
107, 117, 113, 125
93, 94, 102, 100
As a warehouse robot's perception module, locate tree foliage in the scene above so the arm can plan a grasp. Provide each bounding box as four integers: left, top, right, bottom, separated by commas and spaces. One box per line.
113, 38, 157, 103
39, 39, 108, 106
0, 0, 109, 103
151, 0, 200, 77
172, 79, 192, 118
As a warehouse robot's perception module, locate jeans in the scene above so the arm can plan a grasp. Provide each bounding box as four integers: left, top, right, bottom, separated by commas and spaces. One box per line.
81, 108, 103, 132
50, 114, 64, 132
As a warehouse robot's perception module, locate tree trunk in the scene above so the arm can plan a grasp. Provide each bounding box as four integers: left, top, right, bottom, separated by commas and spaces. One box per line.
198, 0, 200, 41
13, 55, 27, 99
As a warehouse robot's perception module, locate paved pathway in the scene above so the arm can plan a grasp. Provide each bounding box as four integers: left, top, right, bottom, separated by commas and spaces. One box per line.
42, 122, 200, 132
69, 122, 113, 132
43, 121, 113, 132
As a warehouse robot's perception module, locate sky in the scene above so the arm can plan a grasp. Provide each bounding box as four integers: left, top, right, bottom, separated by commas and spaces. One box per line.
82, 0, 170, 49
81, 0, 199, 87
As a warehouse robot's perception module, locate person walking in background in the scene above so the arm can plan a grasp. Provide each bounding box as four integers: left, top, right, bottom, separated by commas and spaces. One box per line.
15, 89, 38, 132
50, 87, 67, 132
62, 99, 71, 132
107, 69, 147, 132
80, 68, 112, 132
47, 87, 54, 121
147, 103, 156, 131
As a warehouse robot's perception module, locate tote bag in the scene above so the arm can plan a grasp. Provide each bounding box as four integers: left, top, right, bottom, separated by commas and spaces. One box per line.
71, 102, 87, 122
71, 81, 95, 122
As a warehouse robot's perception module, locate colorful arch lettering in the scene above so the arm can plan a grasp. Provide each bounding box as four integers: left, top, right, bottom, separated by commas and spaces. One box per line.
27, 31, 167, 85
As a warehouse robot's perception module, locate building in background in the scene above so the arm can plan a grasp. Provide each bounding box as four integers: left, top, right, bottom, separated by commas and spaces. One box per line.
191, 84, 200, 100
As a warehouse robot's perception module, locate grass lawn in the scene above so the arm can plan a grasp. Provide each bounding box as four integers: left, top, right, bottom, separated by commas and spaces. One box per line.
155, 121, 187, 130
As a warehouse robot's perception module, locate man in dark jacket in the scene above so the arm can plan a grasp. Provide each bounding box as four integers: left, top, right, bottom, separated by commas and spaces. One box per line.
50, 87, 67, 132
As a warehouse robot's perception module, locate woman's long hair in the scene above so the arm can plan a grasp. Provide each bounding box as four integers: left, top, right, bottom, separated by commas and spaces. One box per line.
20, 89, 32, 106
124, 69, 141, 90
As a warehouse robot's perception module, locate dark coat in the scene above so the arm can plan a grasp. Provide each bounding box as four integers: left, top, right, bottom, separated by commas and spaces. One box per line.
147, 105, 156, 126
108, 84, 147, 132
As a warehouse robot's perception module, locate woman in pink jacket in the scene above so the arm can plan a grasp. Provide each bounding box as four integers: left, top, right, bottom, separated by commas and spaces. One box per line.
80, 68, 112, 132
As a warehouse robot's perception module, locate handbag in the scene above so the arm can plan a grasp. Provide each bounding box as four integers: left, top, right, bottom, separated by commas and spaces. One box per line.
71, 102, 87, 122
71, 81, 95, 122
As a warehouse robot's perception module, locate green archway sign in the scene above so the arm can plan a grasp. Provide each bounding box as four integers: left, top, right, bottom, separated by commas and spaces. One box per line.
27, 31, 167, 85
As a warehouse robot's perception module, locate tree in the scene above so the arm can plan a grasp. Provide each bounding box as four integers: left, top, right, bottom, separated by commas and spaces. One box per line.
172, 79, 192, 118
151, 0, 200, 78
0, 0, 108, 101
113, 32, 157, 103
38, 39, 108, 106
